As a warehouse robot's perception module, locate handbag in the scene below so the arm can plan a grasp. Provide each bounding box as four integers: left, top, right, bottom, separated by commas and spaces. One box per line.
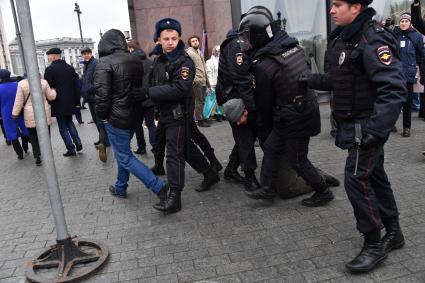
18, 92, 31, 117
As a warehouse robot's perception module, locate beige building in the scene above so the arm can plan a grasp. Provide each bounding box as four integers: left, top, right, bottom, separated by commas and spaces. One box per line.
0, 8, 11, 71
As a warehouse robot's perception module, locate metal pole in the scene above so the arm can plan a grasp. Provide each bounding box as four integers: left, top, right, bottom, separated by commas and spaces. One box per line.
15, 0, 70, 241
74, 3, 84, 46
9, 0, 26, 74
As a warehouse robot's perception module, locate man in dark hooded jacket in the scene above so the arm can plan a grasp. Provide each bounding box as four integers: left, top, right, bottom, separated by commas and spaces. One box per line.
93, 29, 168, 210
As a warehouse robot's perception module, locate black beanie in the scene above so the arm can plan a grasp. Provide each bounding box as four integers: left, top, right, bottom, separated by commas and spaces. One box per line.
345, 0, 373, 5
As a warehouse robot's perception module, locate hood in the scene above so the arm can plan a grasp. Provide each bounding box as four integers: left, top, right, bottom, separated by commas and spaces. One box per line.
254, 30, 298, 59
131, 49, 147, 60
329, 7, 376, 42
98, 29, 128, 57
226, 28, 238, 39
149, 40, 186, 61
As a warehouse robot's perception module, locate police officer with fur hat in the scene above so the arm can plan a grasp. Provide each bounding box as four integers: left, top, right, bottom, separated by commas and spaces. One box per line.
307, 0, 406, 272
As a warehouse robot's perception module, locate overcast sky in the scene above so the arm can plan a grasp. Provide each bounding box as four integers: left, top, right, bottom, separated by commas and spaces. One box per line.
0, 0, 131, 47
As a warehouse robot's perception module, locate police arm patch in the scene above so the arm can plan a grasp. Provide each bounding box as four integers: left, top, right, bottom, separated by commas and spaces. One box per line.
181, 66, 190, 80
377, 45, 392, 66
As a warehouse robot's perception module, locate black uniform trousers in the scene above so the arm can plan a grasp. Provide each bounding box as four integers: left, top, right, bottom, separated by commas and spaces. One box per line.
229, 122, 257, 173
28, 126, 50, 159
262, 127, 322, 189
345, 145, 399, 233
402, 83, 413, 129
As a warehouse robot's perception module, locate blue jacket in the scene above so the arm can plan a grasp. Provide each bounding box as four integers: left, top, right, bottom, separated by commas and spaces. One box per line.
80, 56, 97, 102
394, 27, 425, 83
0, 81, 28, 140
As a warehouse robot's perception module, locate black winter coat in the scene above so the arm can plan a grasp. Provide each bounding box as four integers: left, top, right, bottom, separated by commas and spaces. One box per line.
80, 56, 98, 102
94, 29, 144, 129
131, 49, 154, 108
44, 60, 80, 117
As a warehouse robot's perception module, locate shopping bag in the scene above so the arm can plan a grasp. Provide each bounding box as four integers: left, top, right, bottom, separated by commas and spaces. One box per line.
202, 89, 217, 119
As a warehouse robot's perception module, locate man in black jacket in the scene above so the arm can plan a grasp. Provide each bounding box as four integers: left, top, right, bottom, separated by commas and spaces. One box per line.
93, 29, 168, 209
308, 0, 406, 272
44, 48, 82, 156
80, 47, 108, 162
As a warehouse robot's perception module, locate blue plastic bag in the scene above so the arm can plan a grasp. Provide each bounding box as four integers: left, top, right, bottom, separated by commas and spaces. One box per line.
203, 89, 217, 119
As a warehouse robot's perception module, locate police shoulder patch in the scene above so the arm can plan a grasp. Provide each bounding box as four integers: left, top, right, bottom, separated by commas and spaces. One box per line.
181, 66, 190, 80
377, 45, 392, 66
236, 53, 244, 65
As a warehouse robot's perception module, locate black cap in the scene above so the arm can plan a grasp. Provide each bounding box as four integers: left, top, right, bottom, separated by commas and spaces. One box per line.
81, 47, 92, 54
345, 0, 373, 5
46, 48, 62, 55
153, 18, 181, 41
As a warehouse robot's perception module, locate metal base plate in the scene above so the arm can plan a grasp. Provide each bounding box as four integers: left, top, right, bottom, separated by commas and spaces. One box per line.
26, 237, 109, 283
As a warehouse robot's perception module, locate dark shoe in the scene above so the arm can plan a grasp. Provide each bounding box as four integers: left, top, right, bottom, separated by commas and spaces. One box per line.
109, 185, 127, 198
17, 154, 24, 160
346, 230, 387, 272
151, 163, 165, 176
196, 169, 220, 192
245, 184, 276, 201
244, 171, 261, 192
153, 184, 169, 211
391, 126, 398, 133
317, 168, 341, 187
382, 217, 405, 253
223, 162, 245, 184
78, 121, 84, 125
35, 157, 42, 166
156, 188, 181, 214
301, 189, 334, 207
94, 140, 101, 146
208, 155, 223, 172
63, 151, 76, 157
216, 115, 223, 122
198, 120, 210, 127
98, 143, 107, 162
134, 147, 147, 154
75, 143, 83, 152
402, 128, 411, 137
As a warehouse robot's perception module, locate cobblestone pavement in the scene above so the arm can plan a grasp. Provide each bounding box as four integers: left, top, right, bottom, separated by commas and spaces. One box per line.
0, 104, 425, 283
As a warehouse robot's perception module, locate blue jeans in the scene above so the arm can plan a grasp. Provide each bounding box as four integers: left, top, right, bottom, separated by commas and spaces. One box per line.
105, 123, 164, 194
56, 116, 81, 152
412, 92, 420, 111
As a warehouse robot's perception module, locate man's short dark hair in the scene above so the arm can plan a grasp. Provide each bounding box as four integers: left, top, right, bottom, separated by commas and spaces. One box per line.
187, 35, 200, 47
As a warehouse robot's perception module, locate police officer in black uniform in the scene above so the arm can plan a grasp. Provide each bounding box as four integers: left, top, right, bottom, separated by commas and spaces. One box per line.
143, 18, 218, 213
231, 6, 334, 207
217, 23, 259, 190
308, 0, 406, 272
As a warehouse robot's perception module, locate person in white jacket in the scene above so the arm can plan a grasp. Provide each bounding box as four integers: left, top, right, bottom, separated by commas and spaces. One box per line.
205, 45, 224, 121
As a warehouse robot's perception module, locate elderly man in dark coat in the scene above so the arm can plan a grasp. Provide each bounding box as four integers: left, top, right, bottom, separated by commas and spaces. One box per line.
44, 47, 83, 156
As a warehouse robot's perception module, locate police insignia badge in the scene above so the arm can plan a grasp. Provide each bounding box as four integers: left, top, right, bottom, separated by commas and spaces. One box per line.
338, 52, 346, 66
377, 45, 392, 65
236, 53, 243, 65
181, 67, 189, 80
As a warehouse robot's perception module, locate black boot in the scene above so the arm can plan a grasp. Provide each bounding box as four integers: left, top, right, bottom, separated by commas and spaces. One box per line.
224, 161, 245, 183
160, 188, 181, 214
346, 230, 388, 272
196, 169, 220, 192
301, 179, 334, 207
206, 153, 223, 172
153, 184, 169, 211
316, 168, 340, 187
12, 139, 24, 159
382, 217, 405, 253
151, 160, 165, 176
245, 179, 276, 201
244, 171, 261, 192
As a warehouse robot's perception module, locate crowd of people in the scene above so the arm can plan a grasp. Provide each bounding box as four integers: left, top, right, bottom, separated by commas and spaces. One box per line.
1, 0, 425, 274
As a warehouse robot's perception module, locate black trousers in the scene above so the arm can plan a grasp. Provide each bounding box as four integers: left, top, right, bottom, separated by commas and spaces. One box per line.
12, 135, 29, 157
190, 119, 215, 160
0, 117, 6, 140
402, 83, 413, 129
229, 121, 257, 172
262, 127, 322, 189
88, 101, 108, 145
345, 145, 399, 233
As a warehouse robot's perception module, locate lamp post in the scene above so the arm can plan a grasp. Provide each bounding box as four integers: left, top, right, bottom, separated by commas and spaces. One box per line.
74, 2, 84, 46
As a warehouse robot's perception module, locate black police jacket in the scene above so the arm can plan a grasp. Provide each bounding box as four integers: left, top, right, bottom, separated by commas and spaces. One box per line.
148, 41, 195, 119
216, 29, 256, 110
308, 7, 406, 142
94, 29, 144, 129
251, 30, 320, 138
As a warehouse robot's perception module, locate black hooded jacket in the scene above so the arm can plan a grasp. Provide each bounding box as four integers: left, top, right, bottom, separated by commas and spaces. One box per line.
94, 29, 144, 129
252, 30, 320, 138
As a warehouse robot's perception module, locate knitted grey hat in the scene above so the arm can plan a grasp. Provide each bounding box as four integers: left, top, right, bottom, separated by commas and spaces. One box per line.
223, 98, 245, 123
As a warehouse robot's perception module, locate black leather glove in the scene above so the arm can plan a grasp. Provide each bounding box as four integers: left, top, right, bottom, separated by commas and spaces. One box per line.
360, 133, 379, 150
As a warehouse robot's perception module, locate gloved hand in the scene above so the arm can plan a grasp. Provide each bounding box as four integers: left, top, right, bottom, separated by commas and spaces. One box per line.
360, 133, 380, 150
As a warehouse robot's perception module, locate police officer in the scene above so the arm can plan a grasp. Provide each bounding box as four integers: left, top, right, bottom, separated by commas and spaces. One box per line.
144, 18, 219, 213
308, 0, 406, 272
230, 6, 334, 208
217, 24, 259, 190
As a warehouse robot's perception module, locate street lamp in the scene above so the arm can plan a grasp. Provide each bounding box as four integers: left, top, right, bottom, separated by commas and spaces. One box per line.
74, 2, 84, 46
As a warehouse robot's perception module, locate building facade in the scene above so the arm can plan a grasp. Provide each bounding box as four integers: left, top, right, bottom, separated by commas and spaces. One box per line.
0, 8, 11, 71
9, 37, 95, 76
128, 0, 416, 67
